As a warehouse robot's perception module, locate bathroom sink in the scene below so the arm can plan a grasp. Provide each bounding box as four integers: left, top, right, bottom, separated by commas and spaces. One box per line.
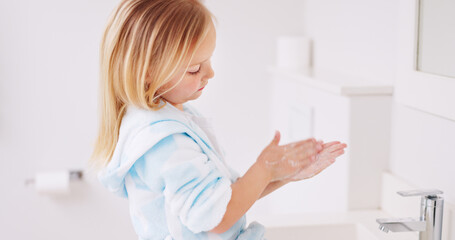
264, 223, 379, 240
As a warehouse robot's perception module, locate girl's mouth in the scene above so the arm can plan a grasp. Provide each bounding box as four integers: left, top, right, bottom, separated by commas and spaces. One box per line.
198, 87, 205, 91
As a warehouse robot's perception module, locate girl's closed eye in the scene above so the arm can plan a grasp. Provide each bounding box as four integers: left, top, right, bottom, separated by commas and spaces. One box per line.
188, 65, 201, 75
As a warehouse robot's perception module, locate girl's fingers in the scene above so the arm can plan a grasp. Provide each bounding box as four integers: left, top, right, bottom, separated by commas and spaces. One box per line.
326, 143, 347, 153
290, 138, 321, 151
324, 144, 340, 153
330, 149, 345, 157
322, 141, 340, 148
332, 143, 347, 153
270, 130, 281, 146
283, 139, 342, 166
285, 142, 318, 158
283, 138, 314, 148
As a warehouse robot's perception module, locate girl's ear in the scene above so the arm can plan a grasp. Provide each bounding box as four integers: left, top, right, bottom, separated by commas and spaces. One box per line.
144, 72, 150, 90
145, 82, 150, 91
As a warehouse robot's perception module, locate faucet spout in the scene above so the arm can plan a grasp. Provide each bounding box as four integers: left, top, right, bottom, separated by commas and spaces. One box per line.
376, 189, 444, 240
378, 224, 389, 233
376, 217, 426, 232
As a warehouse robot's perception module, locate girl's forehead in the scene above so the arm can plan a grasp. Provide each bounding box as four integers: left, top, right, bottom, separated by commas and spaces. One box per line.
189, 26, 216, 66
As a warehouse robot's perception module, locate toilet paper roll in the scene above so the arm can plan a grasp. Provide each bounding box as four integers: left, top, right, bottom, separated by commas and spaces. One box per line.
35, 170, 70, 195
276, 36, 312, 69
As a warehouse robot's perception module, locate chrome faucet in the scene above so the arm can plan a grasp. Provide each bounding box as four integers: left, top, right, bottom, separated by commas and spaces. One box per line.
376, 189, 444, 240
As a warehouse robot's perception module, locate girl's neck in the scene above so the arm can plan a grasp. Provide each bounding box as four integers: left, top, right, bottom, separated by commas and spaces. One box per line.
168, 101, 184, 111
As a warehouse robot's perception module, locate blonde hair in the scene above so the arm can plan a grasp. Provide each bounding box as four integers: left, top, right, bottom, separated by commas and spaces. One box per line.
90, 0, 215, 170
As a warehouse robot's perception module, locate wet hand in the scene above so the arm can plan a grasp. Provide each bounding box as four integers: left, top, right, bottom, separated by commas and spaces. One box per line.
287, 141, 347, 181
256, 131, 323, 182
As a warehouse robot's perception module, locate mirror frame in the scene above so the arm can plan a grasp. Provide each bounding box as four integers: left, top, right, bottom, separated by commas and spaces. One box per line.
396, 0, 455, 121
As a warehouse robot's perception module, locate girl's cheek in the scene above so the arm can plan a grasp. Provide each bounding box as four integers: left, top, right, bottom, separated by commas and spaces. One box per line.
189, 77, 201, 89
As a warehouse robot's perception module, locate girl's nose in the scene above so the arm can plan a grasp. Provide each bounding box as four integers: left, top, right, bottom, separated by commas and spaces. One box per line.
205, 62, 215, 79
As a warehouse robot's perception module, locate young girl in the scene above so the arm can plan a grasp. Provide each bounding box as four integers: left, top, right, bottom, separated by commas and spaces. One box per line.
90, 0, 347, 239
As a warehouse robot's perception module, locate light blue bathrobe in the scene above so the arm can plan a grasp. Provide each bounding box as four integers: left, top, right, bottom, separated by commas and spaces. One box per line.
98, 101, 265, 240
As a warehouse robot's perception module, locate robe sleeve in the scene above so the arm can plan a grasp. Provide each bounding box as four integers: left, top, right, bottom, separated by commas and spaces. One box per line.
146, 132, 233, 233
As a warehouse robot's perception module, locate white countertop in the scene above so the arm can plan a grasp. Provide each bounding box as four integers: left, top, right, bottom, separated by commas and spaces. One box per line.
248, 210, 418, 240
268, 66, 394, 96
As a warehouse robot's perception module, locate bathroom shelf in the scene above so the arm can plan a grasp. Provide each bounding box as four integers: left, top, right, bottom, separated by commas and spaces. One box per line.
268, 66, 394, 96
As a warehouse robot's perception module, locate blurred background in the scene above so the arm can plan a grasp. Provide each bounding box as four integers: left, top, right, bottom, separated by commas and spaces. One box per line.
0, 0, 454, 239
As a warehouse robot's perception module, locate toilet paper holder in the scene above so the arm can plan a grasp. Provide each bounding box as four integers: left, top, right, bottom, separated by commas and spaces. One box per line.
24, 170, 83, 186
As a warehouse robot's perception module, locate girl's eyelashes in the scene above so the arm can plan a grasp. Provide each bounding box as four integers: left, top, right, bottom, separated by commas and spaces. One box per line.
188, 70, 200, 75
188, 65, 201, 75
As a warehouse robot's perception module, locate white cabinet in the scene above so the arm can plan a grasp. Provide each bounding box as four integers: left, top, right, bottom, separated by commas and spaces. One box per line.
266, 67, 393, 214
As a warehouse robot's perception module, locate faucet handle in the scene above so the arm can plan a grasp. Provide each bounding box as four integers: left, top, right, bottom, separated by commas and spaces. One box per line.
397, 189, 443, 197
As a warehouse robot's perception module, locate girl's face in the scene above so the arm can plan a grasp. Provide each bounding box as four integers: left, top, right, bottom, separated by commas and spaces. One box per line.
158, 22, 216, 110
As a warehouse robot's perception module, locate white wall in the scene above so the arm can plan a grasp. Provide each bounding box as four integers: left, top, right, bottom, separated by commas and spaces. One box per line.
390, 104, 455, 203
300, 0, 398, 83
0, 1, 136, 239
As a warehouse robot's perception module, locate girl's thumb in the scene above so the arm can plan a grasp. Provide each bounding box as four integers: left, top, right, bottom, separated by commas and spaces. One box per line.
271, 130, 281, 145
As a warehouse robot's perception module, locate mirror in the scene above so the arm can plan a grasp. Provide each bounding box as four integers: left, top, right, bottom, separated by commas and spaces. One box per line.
395, 0, 455, 121
416, 0, 455, 78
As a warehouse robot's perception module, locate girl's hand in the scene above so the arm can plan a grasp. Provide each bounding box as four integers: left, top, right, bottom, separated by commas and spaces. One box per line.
287, 141, 347, 181
256, 131, 323, 182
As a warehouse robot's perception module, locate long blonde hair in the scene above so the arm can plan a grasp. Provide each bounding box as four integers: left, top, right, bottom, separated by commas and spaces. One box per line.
90, 0, 215, 170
